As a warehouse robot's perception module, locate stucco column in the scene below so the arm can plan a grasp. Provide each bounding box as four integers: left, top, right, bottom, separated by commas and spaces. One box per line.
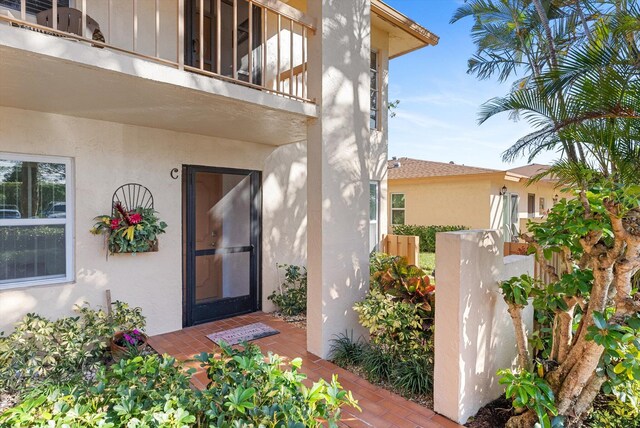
434, 230, 534, 424
306, 0, 371, 358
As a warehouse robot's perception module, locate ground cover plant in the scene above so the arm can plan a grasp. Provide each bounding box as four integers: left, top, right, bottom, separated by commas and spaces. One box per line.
454, 0, 640, 426
330, 253, 435, 399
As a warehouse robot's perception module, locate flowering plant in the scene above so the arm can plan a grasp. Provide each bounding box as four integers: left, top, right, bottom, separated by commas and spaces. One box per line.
115, 329, 145, 347
91, 202, 167, 254
110, 328, 148, 360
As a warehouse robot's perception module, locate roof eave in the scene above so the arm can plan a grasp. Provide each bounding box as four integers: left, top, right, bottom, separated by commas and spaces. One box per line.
371, 0, 439, 58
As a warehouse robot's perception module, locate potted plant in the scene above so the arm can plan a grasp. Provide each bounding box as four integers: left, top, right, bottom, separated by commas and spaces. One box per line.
109, 328, 148, 362
91, 202, 167, 254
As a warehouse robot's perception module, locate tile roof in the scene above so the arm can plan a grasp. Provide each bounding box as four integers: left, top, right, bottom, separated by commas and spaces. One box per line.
387, 158, 499, 180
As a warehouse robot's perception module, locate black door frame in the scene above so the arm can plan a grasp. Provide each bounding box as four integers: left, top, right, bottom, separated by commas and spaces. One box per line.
183, 165, 262, 327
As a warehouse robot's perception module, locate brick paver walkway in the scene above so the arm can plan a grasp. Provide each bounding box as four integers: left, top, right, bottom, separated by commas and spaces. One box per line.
148, 312, 463, 428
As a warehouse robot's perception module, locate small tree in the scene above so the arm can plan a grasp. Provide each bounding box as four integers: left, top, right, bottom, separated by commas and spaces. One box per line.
500, 185, 640, 427
454, 0, 640, 425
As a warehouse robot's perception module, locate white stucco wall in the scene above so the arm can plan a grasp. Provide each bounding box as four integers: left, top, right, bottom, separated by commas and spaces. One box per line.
261, 142, 307, 312
306, 0, 372, 358
0, 106, 293, 335
434, 230, 534, 424
0, 0, 397, 353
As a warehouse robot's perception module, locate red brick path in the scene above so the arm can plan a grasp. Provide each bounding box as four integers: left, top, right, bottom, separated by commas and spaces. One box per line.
148, 312, 464, 428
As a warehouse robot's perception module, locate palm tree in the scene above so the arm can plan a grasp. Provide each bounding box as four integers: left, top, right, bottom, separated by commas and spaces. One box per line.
454, 1, 640, 426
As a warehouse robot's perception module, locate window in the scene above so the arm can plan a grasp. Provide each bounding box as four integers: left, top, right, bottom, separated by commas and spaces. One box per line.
0, 154, 73, 288
527, 193, 535, 217
0, 0, 69, 15
370, 50, 379, 130
539, 197, 546, 212
369, 181, 379, 252
503, 193, 520, 242
391, 193, 405, 226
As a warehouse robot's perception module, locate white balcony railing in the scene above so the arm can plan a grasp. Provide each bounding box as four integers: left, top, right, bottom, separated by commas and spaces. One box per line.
0, 0, 314, 102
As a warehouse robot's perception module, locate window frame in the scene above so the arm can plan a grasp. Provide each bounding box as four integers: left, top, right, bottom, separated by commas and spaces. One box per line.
390, 192, 405, 226
370, 50, 380, 130
369, 181, 380, 251
527, 193, 536, 217
0, 152, 74, 289
0, 0, 71, 16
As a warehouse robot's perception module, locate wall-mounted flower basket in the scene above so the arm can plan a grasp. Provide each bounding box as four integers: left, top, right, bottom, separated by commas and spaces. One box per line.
90, 184, 167, 255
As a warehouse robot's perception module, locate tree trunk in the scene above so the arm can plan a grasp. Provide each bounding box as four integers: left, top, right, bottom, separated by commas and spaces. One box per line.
505, 410, 537, 428
507, 304, 531, 371
19, 162, 39, 217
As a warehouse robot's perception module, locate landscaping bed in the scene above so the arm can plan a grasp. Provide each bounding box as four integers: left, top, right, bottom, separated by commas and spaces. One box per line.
0, 301, 359, 427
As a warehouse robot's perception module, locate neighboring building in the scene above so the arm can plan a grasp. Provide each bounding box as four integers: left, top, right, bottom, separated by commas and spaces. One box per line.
0, 0, 437, 358
387, 158, 563, 242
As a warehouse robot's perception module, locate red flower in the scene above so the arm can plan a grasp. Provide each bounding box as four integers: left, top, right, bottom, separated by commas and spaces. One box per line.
110, 218, 121, 230
129, 213, 142, 224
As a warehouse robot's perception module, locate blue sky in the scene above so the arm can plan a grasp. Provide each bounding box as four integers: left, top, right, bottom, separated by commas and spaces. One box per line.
383, 0, 557, 170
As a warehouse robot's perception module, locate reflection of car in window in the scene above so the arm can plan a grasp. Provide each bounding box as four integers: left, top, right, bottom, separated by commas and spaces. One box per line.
0, 209, 21, 219
43, 202, 66, 218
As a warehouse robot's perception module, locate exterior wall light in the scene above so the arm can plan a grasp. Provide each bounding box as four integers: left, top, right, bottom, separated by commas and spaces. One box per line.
553, 194, 559, 204
500, 185, 508, 196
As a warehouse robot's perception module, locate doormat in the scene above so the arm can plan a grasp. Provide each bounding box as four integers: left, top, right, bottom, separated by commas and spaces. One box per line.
206, 322, 279, 346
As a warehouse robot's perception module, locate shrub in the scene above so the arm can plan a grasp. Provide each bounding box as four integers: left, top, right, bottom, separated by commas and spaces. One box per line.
196, 342, 359, 426
369, 252, 398, 276
0, 301, 145, 394
268, 263, 307, 316
335, 253, 436, 398
353, 287, 434, 397
587, 379, 640, 427
0, 354, 201, 427
393, 224, 467, 252
354, 288, 430, 355
1, 345, 360, 427
370, 256, 434, 313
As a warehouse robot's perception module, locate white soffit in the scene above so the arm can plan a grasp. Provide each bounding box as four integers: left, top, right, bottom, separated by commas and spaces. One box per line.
0, 26, 316, 146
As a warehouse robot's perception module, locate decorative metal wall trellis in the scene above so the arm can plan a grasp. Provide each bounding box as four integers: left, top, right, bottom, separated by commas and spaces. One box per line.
111, 183, 154, 214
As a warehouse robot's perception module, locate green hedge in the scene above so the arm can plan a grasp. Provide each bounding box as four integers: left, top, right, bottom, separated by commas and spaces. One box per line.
393, 224, 468, 252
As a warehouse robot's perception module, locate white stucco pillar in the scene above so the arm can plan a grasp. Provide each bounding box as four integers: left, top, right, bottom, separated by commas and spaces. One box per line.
305, 0, 371, 358
434, 230, 534, 424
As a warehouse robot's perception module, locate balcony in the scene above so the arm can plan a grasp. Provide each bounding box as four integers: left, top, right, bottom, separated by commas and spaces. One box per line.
0, 0, 317, 145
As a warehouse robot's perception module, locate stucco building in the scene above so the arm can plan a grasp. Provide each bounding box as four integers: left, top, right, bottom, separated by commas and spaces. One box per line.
0, 0, 437, 358
387, 158, 563, 242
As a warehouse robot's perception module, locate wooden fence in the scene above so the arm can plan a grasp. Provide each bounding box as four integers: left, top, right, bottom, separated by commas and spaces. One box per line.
504, 242, 563, 285
382, 234, 419, 266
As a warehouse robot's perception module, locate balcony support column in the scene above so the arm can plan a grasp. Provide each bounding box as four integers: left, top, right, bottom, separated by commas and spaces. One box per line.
306, 0, 371, 358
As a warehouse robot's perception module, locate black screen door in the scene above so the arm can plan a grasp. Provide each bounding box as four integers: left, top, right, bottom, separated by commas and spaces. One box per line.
184, 166, 261, 326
